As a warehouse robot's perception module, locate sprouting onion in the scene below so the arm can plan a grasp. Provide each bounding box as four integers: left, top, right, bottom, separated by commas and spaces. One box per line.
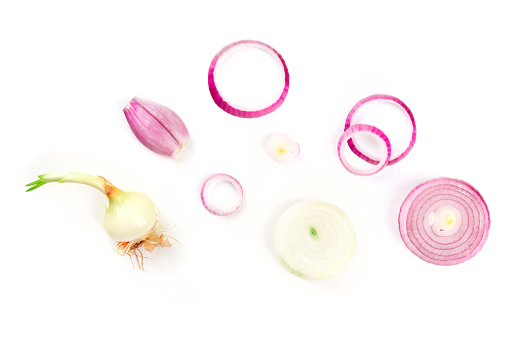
345, 94, 416, 165
208, 40, 290, 118
274, 201, 356, 279
337, 124, 391, 176
26, 172, 173, 269
201, 173, 243, 216
399, 178, 490, 265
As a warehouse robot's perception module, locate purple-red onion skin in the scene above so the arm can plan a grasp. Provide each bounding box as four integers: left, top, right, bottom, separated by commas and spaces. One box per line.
208, 40, 290, 118
399, 178, 490, 266
123, 97, 189, 158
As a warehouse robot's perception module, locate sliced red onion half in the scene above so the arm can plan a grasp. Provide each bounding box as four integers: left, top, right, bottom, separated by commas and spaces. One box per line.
208, 40, 290, 118
337, 124, 391, 176
201, 174, 243, 216
399, 178, 490, 265
345, 94, 416, 165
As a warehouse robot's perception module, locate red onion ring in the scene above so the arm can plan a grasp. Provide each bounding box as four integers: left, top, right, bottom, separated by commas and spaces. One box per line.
208, 40, 290, 118
337, 124, 391, 176
399, 178, 490, 265
201, 174, 243, 216
345, 94, 416, 165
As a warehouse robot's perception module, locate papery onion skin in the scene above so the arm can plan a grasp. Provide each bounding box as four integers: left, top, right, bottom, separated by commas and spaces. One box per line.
208, 40, 290, 118
274, 201, 356, 280
337, 124, 391, 176
201, 173, 243, 216
399, 178, 490, 266
345, 94, 416, 165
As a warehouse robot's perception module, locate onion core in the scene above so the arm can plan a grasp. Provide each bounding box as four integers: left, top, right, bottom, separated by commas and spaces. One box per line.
201, 174, 243, 216
399, 178, 490, 265
208, 40, 290, 118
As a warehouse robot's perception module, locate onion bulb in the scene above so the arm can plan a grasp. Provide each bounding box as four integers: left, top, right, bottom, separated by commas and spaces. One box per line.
273, 201, 356, 280
26, 172, 172, 269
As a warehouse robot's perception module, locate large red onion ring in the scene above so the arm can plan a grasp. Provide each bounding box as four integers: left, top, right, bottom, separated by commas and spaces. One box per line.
345, 94, 416, 165
201, 173, 243, 216
337, 124, 391, 176
399, 178, 490, 266
208, 40, 290, 118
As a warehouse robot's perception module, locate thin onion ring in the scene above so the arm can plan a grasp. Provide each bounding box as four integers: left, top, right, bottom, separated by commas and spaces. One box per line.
399, 178, 490, 265
345, 94, 416, 165
337, 124, 391, 176
201, 174, 243, 216
208, 40, 290, 118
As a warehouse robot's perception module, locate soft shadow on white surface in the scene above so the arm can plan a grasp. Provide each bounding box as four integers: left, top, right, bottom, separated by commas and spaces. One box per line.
2, 1, 509, 338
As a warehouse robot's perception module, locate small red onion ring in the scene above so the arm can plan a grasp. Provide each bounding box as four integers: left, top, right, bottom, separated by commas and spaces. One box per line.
201, 174, 243, 216
345, 94, 416, 165
399, 178, 490, 266
337, 124, 391, 176
208, 40, 290, 118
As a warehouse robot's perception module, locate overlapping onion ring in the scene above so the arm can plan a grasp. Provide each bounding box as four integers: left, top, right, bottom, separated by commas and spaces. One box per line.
399, 178, 490, 265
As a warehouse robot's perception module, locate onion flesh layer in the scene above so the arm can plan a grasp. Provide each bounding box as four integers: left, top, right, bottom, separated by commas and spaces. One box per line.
274, 201, 356, 280
208, 40, 289, 118
337, 124, 391, 176
201, 174, 243, 216
345, 94, 416, 165
399, 178, 490, 265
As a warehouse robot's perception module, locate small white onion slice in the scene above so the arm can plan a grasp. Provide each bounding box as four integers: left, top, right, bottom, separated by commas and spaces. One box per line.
274, 201, 356, 280
345, 94, 416, 165
267, 133, 300, 163
337, 124, 391, 176
208, 40, 290, 118
201, 174, 243, 216
399, 178, 490, 265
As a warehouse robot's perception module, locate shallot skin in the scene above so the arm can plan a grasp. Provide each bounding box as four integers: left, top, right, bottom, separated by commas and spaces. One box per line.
123, 97, 190, 158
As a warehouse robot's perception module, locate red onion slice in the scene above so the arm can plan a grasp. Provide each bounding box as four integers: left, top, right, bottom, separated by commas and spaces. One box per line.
201, 174, 243, 216
399, 178, 490, 265
208, 40, 290, 118
345, 94, 416, 165
337, 124, 391, 176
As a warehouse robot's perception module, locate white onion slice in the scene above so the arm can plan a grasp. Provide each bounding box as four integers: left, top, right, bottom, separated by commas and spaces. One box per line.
201, 174, 243, 216
345, 94, 416, 165
267, 133, 300, 163
337, 124, 391, 175
399, 178, 490, 265
208, 40, 290, 118
274, 201, 356, 280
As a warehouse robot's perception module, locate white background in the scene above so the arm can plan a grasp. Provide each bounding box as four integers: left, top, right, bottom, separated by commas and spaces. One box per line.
1, 1, 508, 338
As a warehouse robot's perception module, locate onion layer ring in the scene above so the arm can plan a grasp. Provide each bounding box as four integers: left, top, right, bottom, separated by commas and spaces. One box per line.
201, 174, 243, 216
399, 178, 490, 265
274, 201, 356, 280
208, 40, 290, 118
345, 94, 416, 165
337, 124, 391, 176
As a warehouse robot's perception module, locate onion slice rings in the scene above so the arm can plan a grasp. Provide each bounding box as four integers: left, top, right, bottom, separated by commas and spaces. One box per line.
337, 124, 391, 176
201, 174, 243, 216
399, 178, 490, 265
274, 201, 356, 280
208, 40, 290, 118
345, 94, 416, 165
